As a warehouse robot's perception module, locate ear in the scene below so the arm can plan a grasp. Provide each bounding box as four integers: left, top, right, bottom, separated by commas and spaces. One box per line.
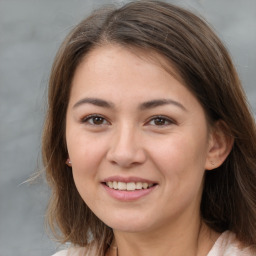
205, 120, 234, 170
66, 158, 72, 167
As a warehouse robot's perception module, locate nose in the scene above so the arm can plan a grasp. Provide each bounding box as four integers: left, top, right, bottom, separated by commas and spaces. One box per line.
106, 124, 147, 168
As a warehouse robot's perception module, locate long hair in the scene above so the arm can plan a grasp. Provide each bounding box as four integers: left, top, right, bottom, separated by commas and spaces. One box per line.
42, 1, 256, 255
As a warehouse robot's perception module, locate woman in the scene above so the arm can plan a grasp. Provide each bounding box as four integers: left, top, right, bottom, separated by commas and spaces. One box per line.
43, 1, 256, 255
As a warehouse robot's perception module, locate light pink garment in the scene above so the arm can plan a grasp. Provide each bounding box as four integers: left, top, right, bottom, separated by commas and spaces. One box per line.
52, 231, 255, 256
207, 231, 255, 256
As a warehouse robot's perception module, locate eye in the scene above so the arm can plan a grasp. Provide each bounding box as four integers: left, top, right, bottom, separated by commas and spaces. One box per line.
81, 114, 110, 126
147, 116, 175, 126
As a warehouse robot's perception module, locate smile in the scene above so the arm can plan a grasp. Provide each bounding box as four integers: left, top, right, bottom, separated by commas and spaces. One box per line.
102, 178, 158, 201
105, 181, 154, 191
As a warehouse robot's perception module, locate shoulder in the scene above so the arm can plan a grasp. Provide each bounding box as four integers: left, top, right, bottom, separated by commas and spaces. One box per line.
52, 250, 68, 256
52, 245, 97, 256
208, 231, 256, 256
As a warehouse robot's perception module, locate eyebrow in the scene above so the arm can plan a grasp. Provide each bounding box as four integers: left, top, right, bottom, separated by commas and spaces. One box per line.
139, 99, 187, 111
72, 97, 187, 111
73, 97, 114, 109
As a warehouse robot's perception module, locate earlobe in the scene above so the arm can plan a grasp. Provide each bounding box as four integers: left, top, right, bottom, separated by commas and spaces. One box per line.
66, 158, 72, 167
205, 121, 234, 170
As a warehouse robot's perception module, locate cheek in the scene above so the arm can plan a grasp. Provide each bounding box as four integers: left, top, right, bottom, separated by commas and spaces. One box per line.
66, 132, 109, 194
67, 130, 106, 165
149, 132, 208, 185
69, 137, 106, 205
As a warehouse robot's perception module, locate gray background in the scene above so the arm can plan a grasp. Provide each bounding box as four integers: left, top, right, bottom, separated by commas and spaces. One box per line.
0, 0, 255, 255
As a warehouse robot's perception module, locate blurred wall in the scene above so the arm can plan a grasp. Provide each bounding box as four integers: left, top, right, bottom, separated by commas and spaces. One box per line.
0, 0, 255, 255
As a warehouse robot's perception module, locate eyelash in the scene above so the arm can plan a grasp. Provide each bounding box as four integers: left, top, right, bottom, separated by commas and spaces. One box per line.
81, 114, 110, 126
146, 115, 176, 127
81, 114, 176, 127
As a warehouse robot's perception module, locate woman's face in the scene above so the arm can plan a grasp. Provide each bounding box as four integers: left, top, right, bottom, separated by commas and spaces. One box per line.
66, 45, 213, 233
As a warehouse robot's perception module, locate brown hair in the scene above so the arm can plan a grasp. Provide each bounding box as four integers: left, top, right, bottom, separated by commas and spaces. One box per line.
42, 1, 256, 254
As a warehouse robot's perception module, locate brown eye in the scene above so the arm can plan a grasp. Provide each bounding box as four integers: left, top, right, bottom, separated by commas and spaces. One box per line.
91, 116, 104, 125
147, 116, 174, 126
82, 115, 109, 126
153, 117, 168, 125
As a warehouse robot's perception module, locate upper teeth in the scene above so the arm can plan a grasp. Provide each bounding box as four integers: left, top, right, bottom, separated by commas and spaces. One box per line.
106, 181, 154, 191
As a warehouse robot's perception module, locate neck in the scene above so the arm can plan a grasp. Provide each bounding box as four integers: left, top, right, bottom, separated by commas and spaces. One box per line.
112, 219, 219, 256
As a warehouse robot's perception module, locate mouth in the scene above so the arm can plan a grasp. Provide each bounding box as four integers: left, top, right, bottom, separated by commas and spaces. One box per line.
103, 181, 156, 191
101, 176, 158, 201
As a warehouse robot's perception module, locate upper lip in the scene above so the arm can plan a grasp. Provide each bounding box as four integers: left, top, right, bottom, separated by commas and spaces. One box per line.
102, 176, 157, 184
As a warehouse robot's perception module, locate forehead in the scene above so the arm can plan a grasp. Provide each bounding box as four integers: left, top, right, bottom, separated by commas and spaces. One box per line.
83, 43, 183, 74
69, 45, 204, 115
73, 44, 184, 87
72, 45, 179, 93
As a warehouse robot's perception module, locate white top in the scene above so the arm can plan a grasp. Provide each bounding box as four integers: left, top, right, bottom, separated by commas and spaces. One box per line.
52, 231, 255, 256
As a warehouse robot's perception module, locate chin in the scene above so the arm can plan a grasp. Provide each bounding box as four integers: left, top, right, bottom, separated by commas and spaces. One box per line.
111, 223, 150, 233
103, 214, 154, 233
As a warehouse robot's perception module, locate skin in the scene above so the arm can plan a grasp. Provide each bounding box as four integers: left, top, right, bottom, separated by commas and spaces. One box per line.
65, 45, 232, 256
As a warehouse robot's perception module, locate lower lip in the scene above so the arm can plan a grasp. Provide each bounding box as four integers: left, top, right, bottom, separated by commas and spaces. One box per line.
102, 183, 157, 201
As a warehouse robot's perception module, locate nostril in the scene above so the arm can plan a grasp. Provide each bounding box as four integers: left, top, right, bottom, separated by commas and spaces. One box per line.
106, 138, 147, 167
